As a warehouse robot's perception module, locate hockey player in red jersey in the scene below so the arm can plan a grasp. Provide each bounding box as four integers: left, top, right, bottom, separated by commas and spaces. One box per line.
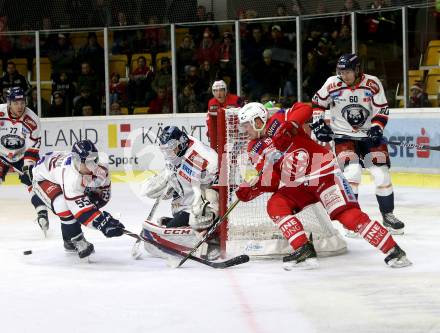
234, 102, 411, 269
0, 87, 49, 235
206, 80, 243, 149
311, 53, 404, 235
32, 140, 125, 258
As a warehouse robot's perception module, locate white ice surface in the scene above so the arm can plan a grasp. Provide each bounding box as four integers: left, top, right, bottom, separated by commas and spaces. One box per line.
1, 182, 440, 333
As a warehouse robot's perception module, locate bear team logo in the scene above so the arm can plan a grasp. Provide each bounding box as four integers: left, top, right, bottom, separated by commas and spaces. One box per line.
341, 104, 370, 128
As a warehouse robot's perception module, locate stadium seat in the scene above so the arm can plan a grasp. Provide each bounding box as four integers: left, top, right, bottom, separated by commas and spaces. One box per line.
424, 40, 440, 66
425, 68, 440, 106
32, 58, 52, 81
9, 58, 28, 77
133, 107, 149, 114
156, 52, 171, 69
130, 53, 152, 72
109, 54, 128, 78
119, 107, 129, 115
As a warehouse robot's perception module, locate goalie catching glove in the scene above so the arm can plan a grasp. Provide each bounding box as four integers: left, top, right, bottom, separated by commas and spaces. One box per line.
189, 189, 219, 231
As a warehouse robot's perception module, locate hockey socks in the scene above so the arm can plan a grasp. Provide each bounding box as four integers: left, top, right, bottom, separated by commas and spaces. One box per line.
276, 215, 309, 250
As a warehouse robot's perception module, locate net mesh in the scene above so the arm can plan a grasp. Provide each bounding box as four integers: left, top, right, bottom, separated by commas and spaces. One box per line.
223, 108, 345, 257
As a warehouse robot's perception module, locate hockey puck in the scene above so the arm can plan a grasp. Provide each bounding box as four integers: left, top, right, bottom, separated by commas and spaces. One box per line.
23, 250, 32, 255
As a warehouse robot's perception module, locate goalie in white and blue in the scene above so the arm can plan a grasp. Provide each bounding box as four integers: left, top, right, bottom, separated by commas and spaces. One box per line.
140, 126, 220, 260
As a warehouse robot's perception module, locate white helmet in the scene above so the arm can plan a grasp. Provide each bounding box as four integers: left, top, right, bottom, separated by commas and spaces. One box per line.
212, 80, 227, 94
238, 102, 268, 132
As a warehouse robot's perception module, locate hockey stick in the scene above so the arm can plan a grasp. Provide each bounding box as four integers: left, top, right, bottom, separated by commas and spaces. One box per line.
176, 148, 286, 268
332, 134, 440, 152
123, 229, 249, 269
0, 155, 24, 175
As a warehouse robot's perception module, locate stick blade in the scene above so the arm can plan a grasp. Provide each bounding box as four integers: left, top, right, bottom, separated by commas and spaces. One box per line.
210, 254, 250, 269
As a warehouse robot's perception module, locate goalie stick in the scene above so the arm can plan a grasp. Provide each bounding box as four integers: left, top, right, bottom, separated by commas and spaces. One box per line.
123, 229, 249, 269
332, 134, 440, 152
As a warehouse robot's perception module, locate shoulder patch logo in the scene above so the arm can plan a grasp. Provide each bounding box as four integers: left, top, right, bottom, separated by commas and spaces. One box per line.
366, 79, 380, 94
23, 115, 37, 131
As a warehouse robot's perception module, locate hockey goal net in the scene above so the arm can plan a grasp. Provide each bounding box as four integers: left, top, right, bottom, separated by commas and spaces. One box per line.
216, 107, 346, 258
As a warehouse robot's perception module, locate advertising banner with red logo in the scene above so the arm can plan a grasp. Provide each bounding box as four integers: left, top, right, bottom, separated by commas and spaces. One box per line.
40, 114, 208, 171
384, 110, 440, 173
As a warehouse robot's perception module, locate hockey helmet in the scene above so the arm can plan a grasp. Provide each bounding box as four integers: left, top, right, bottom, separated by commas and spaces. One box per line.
238, 102, 268, 132
336, 53, 360, 75
158, 126, 189, 164
7, 87, 26, 103
212, 80, 227, 94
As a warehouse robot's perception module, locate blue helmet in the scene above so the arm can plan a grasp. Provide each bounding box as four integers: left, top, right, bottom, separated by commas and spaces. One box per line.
336, 53, 360, 73
7, 87, 26, 103
72, 139, 98, 163
158, 126, 189, 162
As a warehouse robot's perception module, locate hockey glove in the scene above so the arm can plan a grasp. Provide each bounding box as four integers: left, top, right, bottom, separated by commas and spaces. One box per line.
272, 121, 299, 151
85, 187, 111, 209
367, 125, 383, 147
22, 164, 34, 184
235, 181, 263, 202
92, 211, 125, 238
310, 119, 334, 142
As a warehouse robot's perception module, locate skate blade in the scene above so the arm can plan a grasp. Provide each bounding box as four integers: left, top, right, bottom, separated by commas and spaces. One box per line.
385, 227, 404, 235
131, 240, 143, 260
283, 258, 319, 271
388, 256, 412, 268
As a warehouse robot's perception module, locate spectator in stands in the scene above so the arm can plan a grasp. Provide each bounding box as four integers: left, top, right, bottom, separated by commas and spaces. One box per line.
251, 49, 283, 98
15, 26, 35, 71
368, 0, 388, 9
73, 86, 101, 116
177, 34, 196, 76
242, 25, 268, 69
0, 61, 32, 98
276, 3, 288, 17
77, 62, 101, 98
196, 29, 220, 65
52, 72, 76, 112
148, 86, 172, 114
409, 83, 430, 108
178, 84, 201, 113
335, 24, 352, 55
127, 56, 154, 106
81, 104, 95, 116
39, 17, 57, 56
0, 16, 13, 73
109, 72, 126, 104
290, 0, 304, 15
338, 0, 361, 29
199, 60, 217, 91
66, 0, 89, 28
189, 5, 208, 45
183, 65, 206, 102
268, 24, 291, 50
112, 11, 132, 55
28, 87, 50, 116
48, 33, 76, 76
132, 29, 150, 53
77, 32, 105, 78
219, 32, 235, 64
302, 50, 324, 99
89, 0, 112, 27
152, 57, 172, 92
110, 101, 124, 115
48, 91, 70, 117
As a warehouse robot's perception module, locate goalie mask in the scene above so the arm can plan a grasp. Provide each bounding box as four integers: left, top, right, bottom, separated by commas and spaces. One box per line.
158, 126, 189, 165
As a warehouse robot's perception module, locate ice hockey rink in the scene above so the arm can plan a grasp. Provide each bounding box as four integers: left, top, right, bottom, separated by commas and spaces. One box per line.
1, 181, 440, 333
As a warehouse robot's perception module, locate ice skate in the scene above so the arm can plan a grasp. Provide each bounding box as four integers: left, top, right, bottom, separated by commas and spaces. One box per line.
382, 213, 404, 235
71, 233, 95, 259
384, 245, 412, 268
283, 241, 318, 271
36, 210, 49, 237
63, 240, 77, 253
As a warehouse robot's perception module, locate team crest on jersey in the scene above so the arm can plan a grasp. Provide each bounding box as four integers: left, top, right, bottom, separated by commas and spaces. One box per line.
341, 104, 370, 128
285, 148, 309, 177
1, 134, 25, 149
